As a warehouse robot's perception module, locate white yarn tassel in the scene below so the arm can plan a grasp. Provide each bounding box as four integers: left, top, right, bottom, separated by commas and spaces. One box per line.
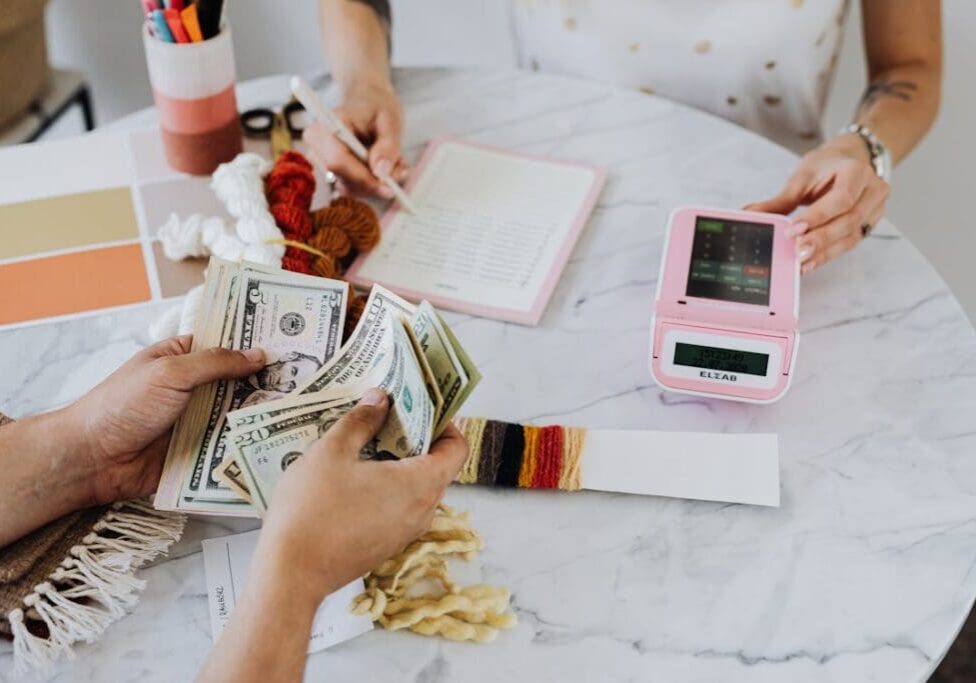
147, 281, 204, 343
211, 152, 283, 265
211, 152, 272, 217
158, 213, 238, 261
149, 151, 287, 340
178, 284, 205, 336
149, 305, 182, 343
7, 502, 186, 676
9, 608, 60, 676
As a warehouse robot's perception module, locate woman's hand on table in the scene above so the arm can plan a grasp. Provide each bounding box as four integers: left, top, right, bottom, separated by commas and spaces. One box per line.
197, 388, 468, 683
69, 335, 265, 505
302, 80, 409, 199
746, 133, 891, 275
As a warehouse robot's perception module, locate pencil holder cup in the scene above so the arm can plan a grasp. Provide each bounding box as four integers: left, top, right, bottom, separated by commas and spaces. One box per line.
143, 23, 242, 175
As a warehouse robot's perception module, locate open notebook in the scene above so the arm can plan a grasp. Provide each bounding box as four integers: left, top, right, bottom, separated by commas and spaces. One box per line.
346, 138, 606, 325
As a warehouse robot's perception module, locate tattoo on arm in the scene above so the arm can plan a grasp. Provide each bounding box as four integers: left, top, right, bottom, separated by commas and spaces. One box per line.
859, 80, 918, 112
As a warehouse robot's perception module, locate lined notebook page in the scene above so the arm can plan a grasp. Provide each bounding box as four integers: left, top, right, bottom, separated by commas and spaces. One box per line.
350, 140, 603, 323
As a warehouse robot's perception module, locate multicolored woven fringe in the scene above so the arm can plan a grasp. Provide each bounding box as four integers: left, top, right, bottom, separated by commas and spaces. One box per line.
453, 418, 586, 491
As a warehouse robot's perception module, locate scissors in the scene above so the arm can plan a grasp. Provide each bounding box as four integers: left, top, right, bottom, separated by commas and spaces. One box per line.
239, 99, 307, 160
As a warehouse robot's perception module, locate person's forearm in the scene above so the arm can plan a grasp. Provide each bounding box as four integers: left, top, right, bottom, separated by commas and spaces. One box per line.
196, 539, 327, 683
0, 408, 97, 547
854, 0, 942, 165
319, 0, 393, 95
854, 62, 941, 165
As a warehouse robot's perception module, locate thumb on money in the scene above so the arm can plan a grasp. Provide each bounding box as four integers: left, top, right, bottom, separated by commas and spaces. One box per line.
155, 341, 267, 391
316, 388, 391, 458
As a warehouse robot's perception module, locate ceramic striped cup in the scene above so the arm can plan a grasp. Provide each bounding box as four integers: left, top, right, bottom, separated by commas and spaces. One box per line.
143, 23, 242, 175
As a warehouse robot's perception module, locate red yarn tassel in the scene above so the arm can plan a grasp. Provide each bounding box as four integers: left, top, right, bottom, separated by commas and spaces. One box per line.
533, 425, 564, 489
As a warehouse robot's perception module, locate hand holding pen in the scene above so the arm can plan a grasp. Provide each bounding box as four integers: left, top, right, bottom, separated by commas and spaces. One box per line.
296, 77, 415, 211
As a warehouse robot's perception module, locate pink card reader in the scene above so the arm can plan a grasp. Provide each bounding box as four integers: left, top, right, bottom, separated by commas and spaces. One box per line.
649, 207, 800, 403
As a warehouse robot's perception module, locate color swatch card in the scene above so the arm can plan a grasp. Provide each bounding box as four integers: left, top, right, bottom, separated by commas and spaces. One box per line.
201, 529, 374, 652
0, 129, 214, 329
0, 128, 289, 330
346, 138, 606, 325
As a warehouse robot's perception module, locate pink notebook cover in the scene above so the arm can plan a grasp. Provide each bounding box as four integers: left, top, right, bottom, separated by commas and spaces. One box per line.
345, 136, 607, 325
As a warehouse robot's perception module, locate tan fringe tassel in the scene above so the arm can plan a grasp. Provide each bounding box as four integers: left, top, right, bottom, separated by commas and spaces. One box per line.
7, 500, 186, 676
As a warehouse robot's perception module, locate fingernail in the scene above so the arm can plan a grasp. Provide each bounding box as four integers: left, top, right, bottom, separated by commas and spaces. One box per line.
798, 244, 813, 261
374, 159, 392, 178
243, 348, 265, 363
801, 262, 814, 276
789, 221, 809, 238
359, 388, 387, 407
398, 167, 411, 183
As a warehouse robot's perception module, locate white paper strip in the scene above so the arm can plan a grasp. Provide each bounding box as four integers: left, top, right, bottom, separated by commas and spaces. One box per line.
581, 429, 780, 507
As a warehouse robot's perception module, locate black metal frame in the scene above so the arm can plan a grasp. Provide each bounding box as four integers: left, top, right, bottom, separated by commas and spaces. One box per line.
24, 82, 95, 143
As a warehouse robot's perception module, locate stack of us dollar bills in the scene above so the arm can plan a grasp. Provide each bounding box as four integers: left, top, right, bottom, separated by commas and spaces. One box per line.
154, 257, 481, 517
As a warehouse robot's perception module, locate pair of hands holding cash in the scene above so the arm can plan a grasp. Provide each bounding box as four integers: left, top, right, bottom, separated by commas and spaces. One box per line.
0, 334, 466, 614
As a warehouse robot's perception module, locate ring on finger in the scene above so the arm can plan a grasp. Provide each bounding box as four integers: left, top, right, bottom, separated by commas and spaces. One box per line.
325, 170, 339, 199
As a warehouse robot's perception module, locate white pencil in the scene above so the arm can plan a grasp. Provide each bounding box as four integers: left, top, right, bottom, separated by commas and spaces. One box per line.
290, 75, 418, 214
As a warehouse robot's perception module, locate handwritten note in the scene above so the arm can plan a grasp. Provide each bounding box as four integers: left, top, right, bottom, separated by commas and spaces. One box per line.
349, 139, 605, 324
201, 530, 373, 652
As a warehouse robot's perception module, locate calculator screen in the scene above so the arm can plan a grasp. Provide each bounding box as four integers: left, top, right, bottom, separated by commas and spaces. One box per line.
686, 217, 774, 306
673, 343, 770, 376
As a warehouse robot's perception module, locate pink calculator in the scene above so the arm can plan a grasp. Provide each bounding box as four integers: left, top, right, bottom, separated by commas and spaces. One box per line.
649, 207, 800, 403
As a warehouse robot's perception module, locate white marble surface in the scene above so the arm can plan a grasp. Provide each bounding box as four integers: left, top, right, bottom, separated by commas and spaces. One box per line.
3, 69, 976, 682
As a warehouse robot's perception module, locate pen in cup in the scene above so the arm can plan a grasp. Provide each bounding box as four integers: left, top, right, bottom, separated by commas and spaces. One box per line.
289, 75, 418, 214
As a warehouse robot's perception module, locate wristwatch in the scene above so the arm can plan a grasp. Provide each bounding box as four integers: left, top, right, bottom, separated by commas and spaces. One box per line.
842, 123, 892, 183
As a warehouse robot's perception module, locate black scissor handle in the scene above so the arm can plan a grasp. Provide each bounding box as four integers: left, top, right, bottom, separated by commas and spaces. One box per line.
282, 100, 307, 138
240, 108, 274, 136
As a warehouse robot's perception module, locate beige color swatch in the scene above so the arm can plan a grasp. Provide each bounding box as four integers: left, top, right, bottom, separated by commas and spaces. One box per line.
0, 187, 138, 260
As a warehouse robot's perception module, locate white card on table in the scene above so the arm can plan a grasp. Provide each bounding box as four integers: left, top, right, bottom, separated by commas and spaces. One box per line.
581, 429, 780, 507
347, 138, 606, 325
201, 529, 374, 652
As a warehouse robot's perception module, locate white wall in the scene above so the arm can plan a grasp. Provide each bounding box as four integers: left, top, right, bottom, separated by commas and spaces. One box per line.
824, 3, 976, 324
42, 0, 975, 322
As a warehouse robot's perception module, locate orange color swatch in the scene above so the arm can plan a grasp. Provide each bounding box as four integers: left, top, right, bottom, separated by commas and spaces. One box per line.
0, 244, 151, 325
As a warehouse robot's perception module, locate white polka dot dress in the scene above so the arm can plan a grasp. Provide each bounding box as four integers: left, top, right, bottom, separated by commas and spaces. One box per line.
510, 0, 850, 153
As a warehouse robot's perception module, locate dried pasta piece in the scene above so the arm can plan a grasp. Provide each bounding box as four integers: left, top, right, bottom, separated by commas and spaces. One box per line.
351, 505, 516, 643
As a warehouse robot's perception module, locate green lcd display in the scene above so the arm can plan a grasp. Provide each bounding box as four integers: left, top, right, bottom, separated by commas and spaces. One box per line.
686, 216, 774, 306
673, 342, 770, 376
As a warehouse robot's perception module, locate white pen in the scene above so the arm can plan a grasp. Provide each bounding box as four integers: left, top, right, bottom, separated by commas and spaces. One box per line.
290, 75, 418, 214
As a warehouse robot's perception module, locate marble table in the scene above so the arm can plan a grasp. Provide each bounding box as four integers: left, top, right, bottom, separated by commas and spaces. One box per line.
3, 69, 976, 682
